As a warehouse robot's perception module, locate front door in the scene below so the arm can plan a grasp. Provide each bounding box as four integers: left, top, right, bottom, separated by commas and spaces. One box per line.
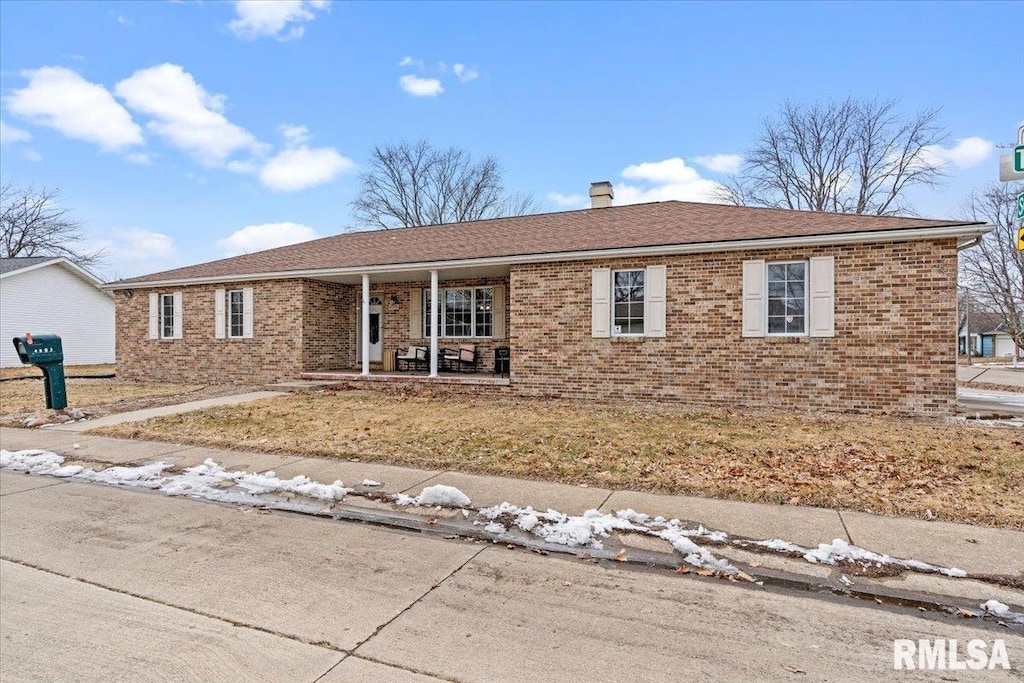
369, 295, 383, 362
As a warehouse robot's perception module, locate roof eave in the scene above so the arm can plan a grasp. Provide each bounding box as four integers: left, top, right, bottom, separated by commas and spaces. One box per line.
104, 222, 990, 290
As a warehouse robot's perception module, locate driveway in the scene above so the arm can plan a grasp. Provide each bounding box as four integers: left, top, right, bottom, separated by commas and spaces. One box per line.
1, 472, 1019, 682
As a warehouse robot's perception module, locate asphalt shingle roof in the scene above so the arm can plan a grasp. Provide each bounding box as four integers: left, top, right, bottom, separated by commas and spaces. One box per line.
0, 256, 59, 276
113, 200, 982, 286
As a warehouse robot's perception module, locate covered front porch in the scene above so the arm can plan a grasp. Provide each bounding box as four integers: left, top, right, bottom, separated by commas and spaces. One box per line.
301, 262, 511, 380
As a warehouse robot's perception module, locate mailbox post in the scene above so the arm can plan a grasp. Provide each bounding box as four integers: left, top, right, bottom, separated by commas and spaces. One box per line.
12, 334, 67, 410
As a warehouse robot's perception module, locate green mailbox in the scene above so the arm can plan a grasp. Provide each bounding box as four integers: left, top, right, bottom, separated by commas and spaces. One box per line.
12, 333, 67, 410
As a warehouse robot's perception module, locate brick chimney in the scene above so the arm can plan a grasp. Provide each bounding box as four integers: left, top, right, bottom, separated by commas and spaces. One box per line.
589, 181, 614, 209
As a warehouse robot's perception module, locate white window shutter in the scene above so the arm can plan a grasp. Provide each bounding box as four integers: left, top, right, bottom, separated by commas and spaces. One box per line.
491, 284, 506, 339
809, 256, 835, 338
591, 268, 611, 338
214, 289, 226, 339
409, 288, 422, 339
741, 260, 766, 338
242, 287, 254, 338
172, 292, 183, 339
644, 265, 666, 338
148, 293, 159, 340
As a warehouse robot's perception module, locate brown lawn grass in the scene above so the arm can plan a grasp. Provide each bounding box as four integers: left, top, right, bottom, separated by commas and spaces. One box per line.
0, 374, 205, 422
92, 387, 1024, 529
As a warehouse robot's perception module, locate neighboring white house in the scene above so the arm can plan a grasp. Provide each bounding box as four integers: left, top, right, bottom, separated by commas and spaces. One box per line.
0, 257, 115, 367
958, 311, 1021, 359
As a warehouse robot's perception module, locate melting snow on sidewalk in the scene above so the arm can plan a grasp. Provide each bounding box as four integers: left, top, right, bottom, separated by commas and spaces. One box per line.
0, 448, 985, 584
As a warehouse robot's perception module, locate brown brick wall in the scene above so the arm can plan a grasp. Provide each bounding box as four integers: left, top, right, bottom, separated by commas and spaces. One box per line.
115, 238, 958, 413
508, 239, 958, 414
302, 280, 356, 372
115, 279, 306, 383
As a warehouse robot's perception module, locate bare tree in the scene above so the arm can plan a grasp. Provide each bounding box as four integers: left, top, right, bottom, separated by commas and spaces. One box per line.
718, 99, 946, 215
1, 181, 104, 268
351, 140, 537, 229
959, 182, 1024, 360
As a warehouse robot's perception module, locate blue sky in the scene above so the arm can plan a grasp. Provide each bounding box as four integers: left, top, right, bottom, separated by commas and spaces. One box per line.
0, 0, 1021, 279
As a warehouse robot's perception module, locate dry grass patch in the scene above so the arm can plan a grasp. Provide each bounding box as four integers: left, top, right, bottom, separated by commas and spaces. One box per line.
0, 375, 209, 425
94, 388, 1024, 529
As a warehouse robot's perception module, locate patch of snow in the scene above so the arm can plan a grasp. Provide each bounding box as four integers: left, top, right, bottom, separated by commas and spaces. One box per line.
839, 574, 853, 587
483, 522, 506, 534
414, 484, 472, 508
752, 539, 806, 553
361, 479, 381, 487
980, 600, 1024, 624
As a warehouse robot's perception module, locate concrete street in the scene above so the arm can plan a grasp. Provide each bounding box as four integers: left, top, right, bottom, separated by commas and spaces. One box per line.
1, 472, 1020, 682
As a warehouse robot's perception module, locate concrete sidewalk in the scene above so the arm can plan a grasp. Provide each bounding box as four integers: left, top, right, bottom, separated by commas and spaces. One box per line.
46, 391, 286, 432
2, 426, 1021, 581
958, 365, 1024, 389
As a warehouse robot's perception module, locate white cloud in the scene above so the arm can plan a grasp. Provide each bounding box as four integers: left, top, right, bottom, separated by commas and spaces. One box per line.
622, 158, 703, 185
920, 137, 994, 170
613, 157, 729, 205
259, 145, 354, 192
547, 192, 587, 208
0, 119, 32, 145
453, 63, 479, 83
279, 123, 310, 145
693, 154, 742, 175
216, 222, 320, 256
96, 228, 176, 261
23, 149, 43, 163
5, 66, 144, 152
115, 63, 267, 167
398, 56, 415, 67
228, 0, 331, 41
399, 74, 444, 97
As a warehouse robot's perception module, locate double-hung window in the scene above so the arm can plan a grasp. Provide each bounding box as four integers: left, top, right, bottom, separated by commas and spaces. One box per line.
742, 256, 833, 338
150, 291, 182, 340
160, 294, 176, 339
214, 287, 254, 339
228, 290, 245, 338
766, 262, 806, 335
612, 269, 645, 336
422, 286, 494, 338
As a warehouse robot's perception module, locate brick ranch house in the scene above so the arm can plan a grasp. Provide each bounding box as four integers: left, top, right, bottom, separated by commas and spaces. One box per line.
107, 183, 990, 414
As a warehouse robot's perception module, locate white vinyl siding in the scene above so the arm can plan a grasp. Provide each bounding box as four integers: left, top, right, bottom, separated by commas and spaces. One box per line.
0, 263, 115, 367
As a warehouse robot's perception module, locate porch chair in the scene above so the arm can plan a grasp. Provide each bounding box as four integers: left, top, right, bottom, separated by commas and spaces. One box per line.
452, 343, 478, 372
396, 345, 428, 371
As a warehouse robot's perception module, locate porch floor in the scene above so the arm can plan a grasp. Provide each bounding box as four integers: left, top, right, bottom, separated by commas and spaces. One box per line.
299, 370, 511, 387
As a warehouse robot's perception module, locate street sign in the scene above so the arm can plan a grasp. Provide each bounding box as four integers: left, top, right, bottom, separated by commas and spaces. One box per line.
1016, 145, 1024, 173
1018, 227, 1024, 252
1018, 192, 1024, 220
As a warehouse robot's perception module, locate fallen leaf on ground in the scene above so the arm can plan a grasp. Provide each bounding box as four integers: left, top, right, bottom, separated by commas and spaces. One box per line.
615, 548, 628, 562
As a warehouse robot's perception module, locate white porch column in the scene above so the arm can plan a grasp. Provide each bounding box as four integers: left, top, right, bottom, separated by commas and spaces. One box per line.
361, 274, 370, 376
429, 269, 439, 377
